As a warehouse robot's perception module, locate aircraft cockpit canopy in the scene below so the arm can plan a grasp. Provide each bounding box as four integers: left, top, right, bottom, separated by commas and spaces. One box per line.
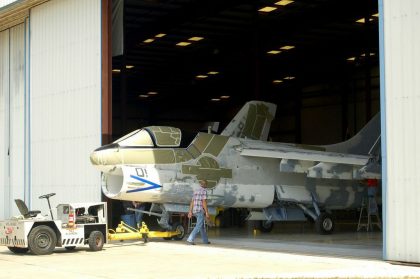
114, 126, 182, 148
145, 126, 181, 147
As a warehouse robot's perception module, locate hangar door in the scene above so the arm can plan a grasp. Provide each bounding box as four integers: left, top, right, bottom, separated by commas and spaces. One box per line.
0, 0, 102, 218
29, 0, 102, 213
0, 23, 28, 219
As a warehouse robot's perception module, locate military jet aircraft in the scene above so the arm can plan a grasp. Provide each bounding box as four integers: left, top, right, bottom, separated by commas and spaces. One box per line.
90, 101, 381, 234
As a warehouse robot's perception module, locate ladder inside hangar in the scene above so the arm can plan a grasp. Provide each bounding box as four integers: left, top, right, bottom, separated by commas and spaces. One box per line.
357, 195, 382, 232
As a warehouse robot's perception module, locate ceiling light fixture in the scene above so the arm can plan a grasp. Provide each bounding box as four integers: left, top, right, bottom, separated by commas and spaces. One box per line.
372, 13, 379, 17
258, 6, 277, 13
112, 69, 121, 73
274, 0, 294, 6
347, 57, 356, 61
155, 33, 166, 38
176, 42, 191, 47
356, 17, 374, 23
196, 75, 208, 79
284, 76, 295, 80
126, 65, 134, 69
220, 96, 230, 99
139, 95, 149, 98
272, 80, 283, 84
280, 45, 295, 50
267, 50, 281, 55
147, 92, 158, 95
189, 37, 204, 41
144, 38, 155, 43
208, 71, 219, 75
211, 98, 221, 101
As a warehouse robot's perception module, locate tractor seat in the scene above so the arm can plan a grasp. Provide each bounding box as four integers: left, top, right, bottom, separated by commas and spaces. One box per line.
14, 199, 41, 218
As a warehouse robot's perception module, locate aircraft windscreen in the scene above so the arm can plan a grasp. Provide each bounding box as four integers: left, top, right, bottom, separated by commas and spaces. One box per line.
115, 129, 154, 147
113, 129, 140, 143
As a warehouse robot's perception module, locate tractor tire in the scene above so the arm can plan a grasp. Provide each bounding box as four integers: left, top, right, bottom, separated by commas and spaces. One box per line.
28, 225, 57, 255
88, 231, 104, 251
172, 222, 186, 241
8, 247, 29, 254
315, 212, 334, 235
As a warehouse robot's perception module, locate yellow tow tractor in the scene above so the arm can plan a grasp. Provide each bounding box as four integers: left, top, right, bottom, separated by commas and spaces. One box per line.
108, 221, 185, 243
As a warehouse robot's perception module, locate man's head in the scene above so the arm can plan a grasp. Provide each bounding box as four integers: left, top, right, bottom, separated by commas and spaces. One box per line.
199, 179, 207, 188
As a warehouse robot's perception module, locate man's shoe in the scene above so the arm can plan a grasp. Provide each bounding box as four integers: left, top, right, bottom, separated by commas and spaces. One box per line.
186, 241, 195, 245
204, 241, 211, 244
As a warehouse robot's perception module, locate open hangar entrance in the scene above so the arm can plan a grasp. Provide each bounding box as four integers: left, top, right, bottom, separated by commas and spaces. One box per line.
112, 0, 379, 143
108, 0, 381, 250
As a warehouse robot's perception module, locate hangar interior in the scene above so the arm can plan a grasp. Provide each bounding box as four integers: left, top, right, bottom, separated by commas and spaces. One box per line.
110, 0, 380, 229
112, 0, 379, 144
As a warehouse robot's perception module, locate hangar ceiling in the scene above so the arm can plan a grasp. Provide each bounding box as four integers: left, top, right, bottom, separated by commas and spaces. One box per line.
112, 0, 379, 142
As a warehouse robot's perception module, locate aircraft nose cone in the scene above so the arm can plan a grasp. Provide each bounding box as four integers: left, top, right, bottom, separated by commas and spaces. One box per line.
90, 151, 100, 165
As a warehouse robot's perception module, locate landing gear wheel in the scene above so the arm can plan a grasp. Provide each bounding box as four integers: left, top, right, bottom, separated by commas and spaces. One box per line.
8, 247, 29, 254
88, 231, 104, 251
315, 212, 334, 235
259, 221, 274, 233
28, 225, 57, 255
172, 222, 186, 241
65, 246, 76, 251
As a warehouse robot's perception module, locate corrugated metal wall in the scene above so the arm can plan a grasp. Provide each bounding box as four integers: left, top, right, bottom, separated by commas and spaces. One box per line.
0, 24, 26, 219
381, 0, 420, 263
29, 0, 101, 213
0, 29, 9, 219
9, 23, 26, 213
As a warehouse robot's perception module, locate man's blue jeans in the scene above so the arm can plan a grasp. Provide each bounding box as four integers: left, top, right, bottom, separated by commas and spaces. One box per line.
135, 204, 146, 227
187, 211, 208, 243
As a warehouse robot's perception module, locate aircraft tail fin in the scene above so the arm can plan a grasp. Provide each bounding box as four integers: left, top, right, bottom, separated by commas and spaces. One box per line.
324, 113, 381, 155
221, 101, 277, 141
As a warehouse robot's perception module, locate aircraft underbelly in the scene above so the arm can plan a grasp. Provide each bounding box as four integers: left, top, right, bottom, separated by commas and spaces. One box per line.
211, 183, 274, 208
275, 173, 366, 209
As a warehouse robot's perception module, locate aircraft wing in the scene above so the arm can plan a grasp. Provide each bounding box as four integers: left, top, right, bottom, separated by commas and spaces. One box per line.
240, 147, 379, 180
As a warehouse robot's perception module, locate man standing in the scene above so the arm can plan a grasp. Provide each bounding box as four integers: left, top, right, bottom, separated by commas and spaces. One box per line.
133, 201, 146, 228
186, 179, 210, 245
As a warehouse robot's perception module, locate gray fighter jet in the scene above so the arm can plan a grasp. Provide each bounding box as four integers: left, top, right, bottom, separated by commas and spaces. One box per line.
90, 101, 381, 234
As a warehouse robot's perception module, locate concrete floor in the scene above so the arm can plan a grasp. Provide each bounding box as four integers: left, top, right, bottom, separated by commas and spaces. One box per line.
1, 223, 420, 278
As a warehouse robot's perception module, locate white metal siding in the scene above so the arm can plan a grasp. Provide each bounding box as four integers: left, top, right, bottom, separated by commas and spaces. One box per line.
30, 0, 101, 213
9, 23, 25, 215
0, 29, 9, 219
381, 0, 420, 263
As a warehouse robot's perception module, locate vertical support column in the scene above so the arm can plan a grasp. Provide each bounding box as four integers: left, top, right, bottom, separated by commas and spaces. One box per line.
102, 0, 112, 145
102, 0, 113, 224
119, 1, 127, 134
120, 55, 127, 134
